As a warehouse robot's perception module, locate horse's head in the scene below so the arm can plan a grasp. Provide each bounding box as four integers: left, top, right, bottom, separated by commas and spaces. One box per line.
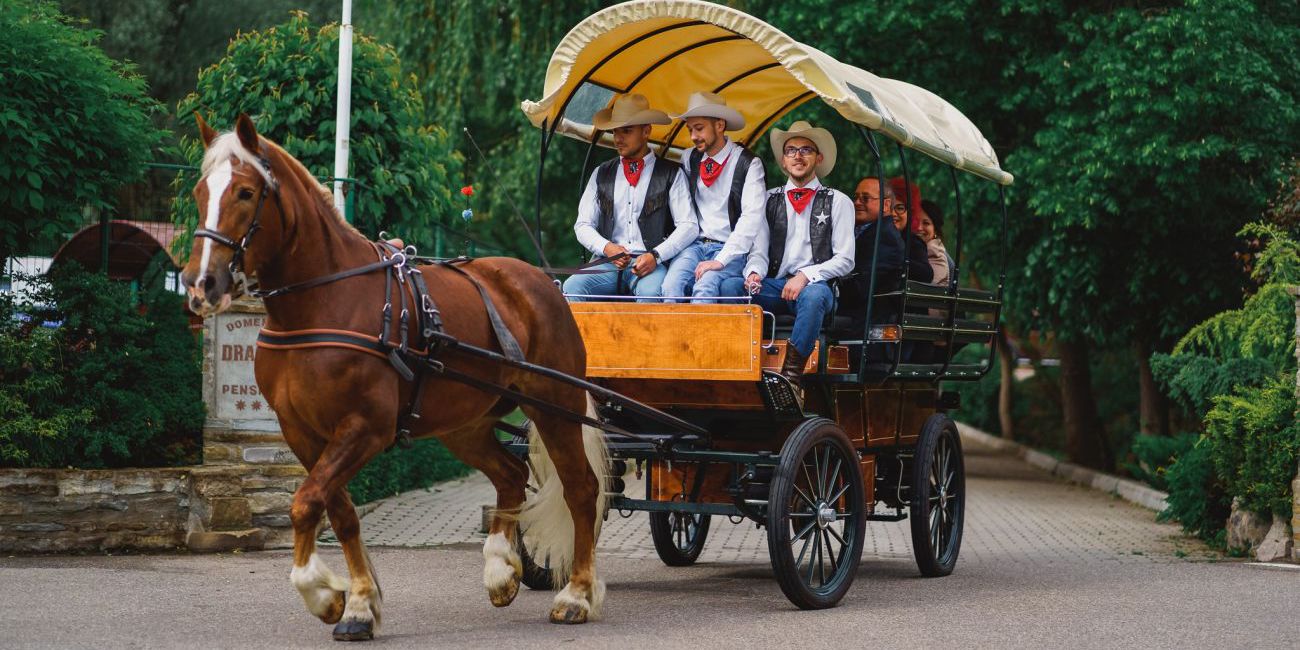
181, 113, 283, 316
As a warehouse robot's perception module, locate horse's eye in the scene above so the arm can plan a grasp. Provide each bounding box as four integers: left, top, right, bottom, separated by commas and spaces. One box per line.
237, 188, 255, 201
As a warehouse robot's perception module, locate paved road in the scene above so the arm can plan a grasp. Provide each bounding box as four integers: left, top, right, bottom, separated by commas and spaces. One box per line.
3, 434, 1296, 649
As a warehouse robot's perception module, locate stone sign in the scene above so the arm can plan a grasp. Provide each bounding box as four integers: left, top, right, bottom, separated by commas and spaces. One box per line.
211, 309, 277, 423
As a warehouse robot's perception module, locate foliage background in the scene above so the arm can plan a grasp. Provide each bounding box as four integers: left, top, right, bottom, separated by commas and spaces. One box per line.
0, 0, 166, 265
0, 264, 204, 468
170, 12, 460, 252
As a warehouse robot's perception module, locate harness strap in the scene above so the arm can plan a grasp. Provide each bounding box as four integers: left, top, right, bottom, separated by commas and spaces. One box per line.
438, 261, 525, 362
251, 254, 406, 299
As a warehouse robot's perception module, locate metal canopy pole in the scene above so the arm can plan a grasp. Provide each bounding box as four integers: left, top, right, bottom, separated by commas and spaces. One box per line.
332, 0, 354, 216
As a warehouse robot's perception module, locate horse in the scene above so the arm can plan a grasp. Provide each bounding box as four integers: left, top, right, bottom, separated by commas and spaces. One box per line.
179, 113, 607, 641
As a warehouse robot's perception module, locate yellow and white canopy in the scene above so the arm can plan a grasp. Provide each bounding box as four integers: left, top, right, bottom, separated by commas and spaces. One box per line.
521, 0, 1012, 185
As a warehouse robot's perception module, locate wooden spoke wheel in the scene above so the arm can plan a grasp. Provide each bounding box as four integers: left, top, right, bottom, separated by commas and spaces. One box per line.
766, 418, 866, 610
649, 510, 712, 566
909, 414, 965, 577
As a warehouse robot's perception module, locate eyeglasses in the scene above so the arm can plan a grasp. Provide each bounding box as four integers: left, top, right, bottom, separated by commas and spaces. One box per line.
853, 193, 881, 203
783, 146, 818, 158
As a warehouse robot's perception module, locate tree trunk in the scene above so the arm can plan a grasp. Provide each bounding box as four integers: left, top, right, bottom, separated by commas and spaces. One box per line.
997, 330, 1015, 439
1134, 339, 1170, 436
1058, 338, 1110, 469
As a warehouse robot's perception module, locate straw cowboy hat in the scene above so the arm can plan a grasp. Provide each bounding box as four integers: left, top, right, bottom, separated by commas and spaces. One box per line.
592, 94, 671, 130
769, 120, 837, 178
673, 91, 746, 131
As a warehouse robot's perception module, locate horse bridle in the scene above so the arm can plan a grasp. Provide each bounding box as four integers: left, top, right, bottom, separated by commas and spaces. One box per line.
193, 152, 281, 298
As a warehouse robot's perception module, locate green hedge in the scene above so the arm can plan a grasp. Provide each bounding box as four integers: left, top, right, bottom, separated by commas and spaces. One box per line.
0, 265, 204, 467
348, 438, 472, 505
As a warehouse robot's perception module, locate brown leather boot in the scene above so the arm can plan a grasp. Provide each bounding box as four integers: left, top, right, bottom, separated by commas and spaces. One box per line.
781, 345, 809, 386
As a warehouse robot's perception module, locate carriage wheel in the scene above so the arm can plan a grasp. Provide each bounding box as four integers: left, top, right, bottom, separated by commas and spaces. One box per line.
649, 511, 712, 566
766, 418, 866, 610
909, 414, 965, 577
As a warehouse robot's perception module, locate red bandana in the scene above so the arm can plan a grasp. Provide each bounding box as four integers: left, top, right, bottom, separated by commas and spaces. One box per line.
787, 188, 814, 214
699, 154, 730, 187
622, 157, 645, 187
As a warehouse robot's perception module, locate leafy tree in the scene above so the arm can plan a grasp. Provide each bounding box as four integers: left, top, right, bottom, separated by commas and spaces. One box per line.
0, 0, 166, 265
172, 12, 460, 252
360, 0, 606, 262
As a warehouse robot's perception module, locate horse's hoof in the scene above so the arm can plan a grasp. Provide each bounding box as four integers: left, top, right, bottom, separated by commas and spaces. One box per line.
320, 591, 347, 625
548, 602, 589, 625
489, 577, 519, 607
332, 619, 374, 642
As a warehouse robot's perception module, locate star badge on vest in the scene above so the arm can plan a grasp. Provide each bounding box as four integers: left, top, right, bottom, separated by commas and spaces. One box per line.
813, 210, 830, 226
787, 188, 814, 214
622, 157, 644, 187
699, 154, 729, 187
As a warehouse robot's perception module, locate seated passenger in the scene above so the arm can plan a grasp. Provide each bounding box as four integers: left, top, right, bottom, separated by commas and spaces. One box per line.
741, 121, 854, 385
563, 94, 698, 302
662, 91, 768, 303
887, 177, 935, 284
838, 176, 905, 321
918, 198, 953, 287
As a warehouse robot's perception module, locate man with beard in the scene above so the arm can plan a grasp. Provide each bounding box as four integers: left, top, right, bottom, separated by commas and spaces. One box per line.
741, 121, 855, 385
660, 92, 767, 302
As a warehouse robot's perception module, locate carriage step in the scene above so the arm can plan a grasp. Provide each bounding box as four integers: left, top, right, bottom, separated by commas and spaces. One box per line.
758, 371, 804, 418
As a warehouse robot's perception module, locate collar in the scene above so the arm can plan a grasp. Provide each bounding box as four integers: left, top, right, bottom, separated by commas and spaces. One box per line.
783, 177, 822, 193
705, 138, 735, 162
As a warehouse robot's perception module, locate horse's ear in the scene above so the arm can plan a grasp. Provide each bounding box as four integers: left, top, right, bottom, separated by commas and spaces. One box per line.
194, 113, 218, 148
235, 113, 260, 152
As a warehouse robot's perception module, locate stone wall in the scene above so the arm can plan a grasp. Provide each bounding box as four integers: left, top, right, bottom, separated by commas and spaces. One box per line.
0, 298, 303, 554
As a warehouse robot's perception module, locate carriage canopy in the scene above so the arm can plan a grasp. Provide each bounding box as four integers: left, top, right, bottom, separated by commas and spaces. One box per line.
521, 0, 1013, 185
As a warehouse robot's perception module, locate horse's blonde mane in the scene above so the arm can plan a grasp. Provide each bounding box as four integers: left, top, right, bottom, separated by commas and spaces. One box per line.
202, 131, 362, 237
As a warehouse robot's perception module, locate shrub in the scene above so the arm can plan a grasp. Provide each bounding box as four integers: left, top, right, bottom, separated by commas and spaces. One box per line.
0, 0, 166, 262
1203, 374, 1300, 518
1160, 436, 1232, 543
172, 11, 459, 253
0, 265, 203, 468
348, 438, 472, 505
1126, 432, 1199, 492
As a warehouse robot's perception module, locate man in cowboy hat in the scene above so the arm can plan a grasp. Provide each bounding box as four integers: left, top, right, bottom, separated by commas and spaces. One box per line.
741, 121, 855, 385
660, 91, 767, 302
564, 93, 698, 301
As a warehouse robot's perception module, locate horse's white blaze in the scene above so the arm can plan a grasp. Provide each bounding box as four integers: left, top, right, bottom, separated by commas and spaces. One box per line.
290, 552, 350, 617
482, 532, 521, 592
196, 159, 233, 292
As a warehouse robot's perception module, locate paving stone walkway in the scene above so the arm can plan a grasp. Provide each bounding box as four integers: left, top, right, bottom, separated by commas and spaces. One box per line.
325, 426, 1212, 566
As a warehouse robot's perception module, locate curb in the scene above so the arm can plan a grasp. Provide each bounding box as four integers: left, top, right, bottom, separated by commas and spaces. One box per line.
956, 422, 1169, 513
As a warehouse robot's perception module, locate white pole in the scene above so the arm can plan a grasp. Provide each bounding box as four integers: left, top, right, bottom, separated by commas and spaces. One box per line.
332, 0, 354, 216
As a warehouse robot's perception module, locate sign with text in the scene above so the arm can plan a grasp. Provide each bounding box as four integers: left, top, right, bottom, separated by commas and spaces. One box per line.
212, 312, 276, 421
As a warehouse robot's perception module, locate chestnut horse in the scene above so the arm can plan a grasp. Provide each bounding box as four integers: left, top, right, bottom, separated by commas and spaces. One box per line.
179, 114, 607, 641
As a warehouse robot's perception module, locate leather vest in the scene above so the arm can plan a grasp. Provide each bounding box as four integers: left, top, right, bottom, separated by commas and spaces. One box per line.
686, 145, 761, 230
764, 188, 834, 278
595, 156, 679, 253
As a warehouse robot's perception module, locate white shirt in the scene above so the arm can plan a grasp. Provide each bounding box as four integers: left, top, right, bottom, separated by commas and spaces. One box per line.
688, 138, 768, 266
573, 151, 698, 261
744, 177, 856, 284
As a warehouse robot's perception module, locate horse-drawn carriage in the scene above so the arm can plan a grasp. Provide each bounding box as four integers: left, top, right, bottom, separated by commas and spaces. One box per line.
179, 0, 1010, 641
501, 0, 1011, 611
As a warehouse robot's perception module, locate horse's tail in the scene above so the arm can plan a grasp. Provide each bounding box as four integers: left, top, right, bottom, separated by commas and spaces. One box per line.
518, 394, 609, 588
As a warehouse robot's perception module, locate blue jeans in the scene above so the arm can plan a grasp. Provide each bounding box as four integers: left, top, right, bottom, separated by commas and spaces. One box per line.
562, 261, 667, 302
752, 277, 834, 357
662, 241, 746, 303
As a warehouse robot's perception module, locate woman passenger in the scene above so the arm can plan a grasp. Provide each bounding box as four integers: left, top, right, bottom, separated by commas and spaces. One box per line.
887, 178, 934, 284
917, 198, 953, 287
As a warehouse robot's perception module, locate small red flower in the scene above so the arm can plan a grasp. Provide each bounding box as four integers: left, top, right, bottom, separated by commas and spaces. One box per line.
460, 185, 474, 197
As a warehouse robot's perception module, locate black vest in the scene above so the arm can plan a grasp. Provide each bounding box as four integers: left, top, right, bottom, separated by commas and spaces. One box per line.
595, 156, 679, 253
764, 188, 835, 278
687, 145, 762, 230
